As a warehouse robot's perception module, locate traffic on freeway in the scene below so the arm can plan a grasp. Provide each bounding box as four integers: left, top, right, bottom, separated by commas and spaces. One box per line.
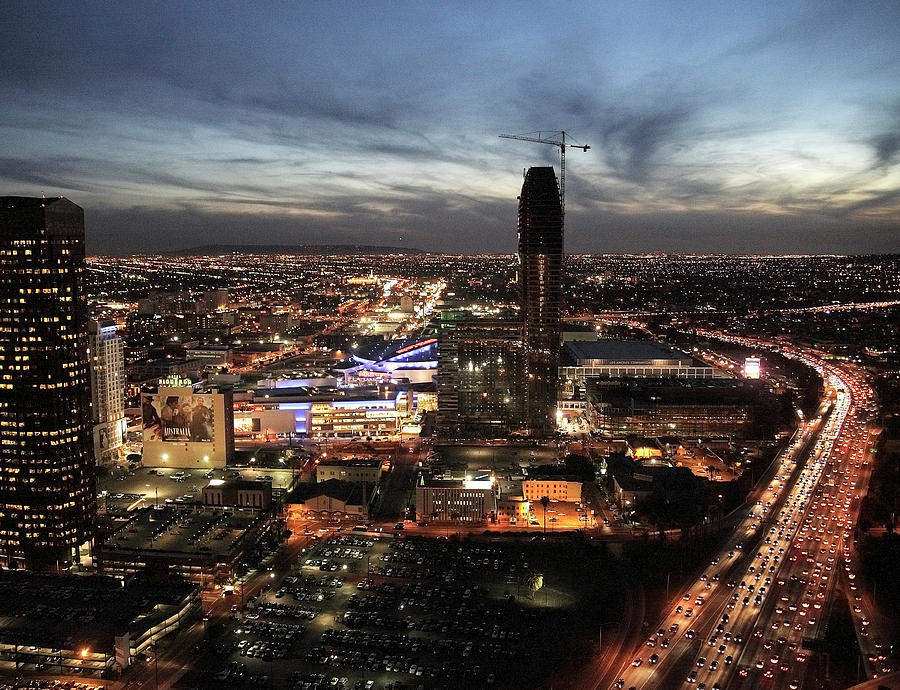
607, 332, 888, 690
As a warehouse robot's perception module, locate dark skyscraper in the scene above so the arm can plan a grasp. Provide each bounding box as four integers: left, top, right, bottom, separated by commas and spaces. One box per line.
0, 197, 96, 569
517, 167, 562, 437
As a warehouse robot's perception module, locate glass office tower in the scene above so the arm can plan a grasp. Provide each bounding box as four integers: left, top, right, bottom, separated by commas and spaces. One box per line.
0, 197, 96, 569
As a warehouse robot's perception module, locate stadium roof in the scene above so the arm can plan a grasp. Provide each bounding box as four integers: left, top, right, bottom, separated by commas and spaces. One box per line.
561, 340, 695, 366
351, 336, 438, 370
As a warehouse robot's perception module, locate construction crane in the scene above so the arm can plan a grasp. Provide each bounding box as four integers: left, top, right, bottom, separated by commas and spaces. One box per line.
498, 130, 590, 226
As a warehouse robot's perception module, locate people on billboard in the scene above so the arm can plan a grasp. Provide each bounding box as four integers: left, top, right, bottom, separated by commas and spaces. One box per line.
142, 394, 214, 443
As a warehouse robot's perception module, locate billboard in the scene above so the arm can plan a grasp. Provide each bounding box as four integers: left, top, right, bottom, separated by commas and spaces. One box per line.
142, 393, 215, 443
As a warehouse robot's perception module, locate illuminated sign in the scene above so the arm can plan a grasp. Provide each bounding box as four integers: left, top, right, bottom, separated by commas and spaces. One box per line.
744, 357, 761, 379
234, 417, 255, 433
463, 480, 494, 490
393, 338, 437, 356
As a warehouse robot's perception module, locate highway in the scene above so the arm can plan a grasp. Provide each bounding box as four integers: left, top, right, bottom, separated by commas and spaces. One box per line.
604, 331, 888, 690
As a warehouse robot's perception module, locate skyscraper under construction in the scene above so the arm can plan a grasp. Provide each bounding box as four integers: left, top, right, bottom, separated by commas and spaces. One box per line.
0, 196, 96, 569
517, 167, 562, 437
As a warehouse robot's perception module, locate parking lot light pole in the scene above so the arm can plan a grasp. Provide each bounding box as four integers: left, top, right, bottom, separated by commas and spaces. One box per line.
149, 644, 159, 690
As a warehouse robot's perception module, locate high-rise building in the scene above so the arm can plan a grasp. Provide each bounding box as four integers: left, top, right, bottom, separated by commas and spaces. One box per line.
0, 196, 96, 569
517, 167, 563, 437
89, 320, 126, 464
436, 318, 524, 437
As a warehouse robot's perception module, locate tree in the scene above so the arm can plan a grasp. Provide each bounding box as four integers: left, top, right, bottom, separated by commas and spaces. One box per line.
563, 453, 596, 482
540, 496, 550, 534
449, 512, 460, 539
523, 571, 543, 599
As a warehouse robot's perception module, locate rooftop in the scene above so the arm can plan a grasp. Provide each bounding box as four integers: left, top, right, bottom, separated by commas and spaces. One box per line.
524, 474, 583, 483
561, 340, 696, 366
352, 336, 438, 366
317, 457, 382, 468
291, 478, 365, 505
0, 571, 195, 654
101, 505, 264, 560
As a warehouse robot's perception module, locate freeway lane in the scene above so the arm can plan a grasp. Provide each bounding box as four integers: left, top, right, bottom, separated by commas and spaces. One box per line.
605, 332, 889, 690
689, 333, 887, 690
701, 334, 888, 690
605, 406, 827, 690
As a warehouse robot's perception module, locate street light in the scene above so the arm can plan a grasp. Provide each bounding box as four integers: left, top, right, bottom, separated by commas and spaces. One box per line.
148, 644, 159, 690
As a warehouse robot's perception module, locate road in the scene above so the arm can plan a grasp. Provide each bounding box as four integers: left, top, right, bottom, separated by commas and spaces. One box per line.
602, 331, 888, 690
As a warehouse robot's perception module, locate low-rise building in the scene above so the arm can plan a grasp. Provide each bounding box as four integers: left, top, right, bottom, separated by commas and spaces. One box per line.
497, 494, 531, 524
612, 473, 655, 507
183, 344, 232, 366
128, 358, 205, 383
203, 478, 272, 510
96, 506, 272, 583
292, 479, 370, 518
308, 400, 398, 438
522, 475, 582, 503
608, 454, 705, 509
415, 478, 496, 523
560, 339, 725, 381
595, 401, 751, 438
233, 408, 297, 438
316, 457, 382, 484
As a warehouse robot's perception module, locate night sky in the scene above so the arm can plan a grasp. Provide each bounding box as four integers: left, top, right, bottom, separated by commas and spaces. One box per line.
2, 1, 899, 254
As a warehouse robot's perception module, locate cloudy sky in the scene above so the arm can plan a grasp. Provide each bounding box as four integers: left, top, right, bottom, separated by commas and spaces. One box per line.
1, 1, 899, 254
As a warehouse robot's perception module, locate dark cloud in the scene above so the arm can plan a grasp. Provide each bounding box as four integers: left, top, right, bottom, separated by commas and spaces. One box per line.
839, 188, 900, 215
86, 199, 900, 257
870, 133, 900, 167
84, 186, 518, 256
599, 106, 695, 183
2, 3, 899, 254
0, 157, 96, 193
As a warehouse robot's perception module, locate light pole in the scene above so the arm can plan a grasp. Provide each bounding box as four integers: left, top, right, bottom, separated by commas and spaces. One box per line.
80, 648, 90, 678
540, 496, 550, 535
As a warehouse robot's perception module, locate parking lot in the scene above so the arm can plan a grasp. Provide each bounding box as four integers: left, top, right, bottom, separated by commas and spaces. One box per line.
191, 532, 599, 689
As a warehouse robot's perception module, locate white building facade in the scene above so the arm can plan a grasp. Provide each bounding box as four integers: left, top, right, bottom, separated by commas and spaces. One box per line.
90, 321, 127, 463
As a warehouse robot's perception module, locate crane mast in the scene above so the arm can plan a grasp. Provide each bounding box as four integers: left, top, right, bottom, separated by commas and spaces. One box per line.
498, 130, 590, 229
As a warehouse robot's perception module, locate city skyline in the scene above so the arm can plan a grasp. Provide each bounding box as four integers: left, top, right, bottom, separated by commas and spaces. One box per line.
1, 1, 899, 255
0, 190, 898, 685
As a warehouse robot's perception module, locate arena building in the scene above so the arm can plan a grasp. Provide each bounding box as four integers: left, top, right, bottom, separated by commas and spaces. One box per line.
341, 337, 438, 384
560, 340, 726, 381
